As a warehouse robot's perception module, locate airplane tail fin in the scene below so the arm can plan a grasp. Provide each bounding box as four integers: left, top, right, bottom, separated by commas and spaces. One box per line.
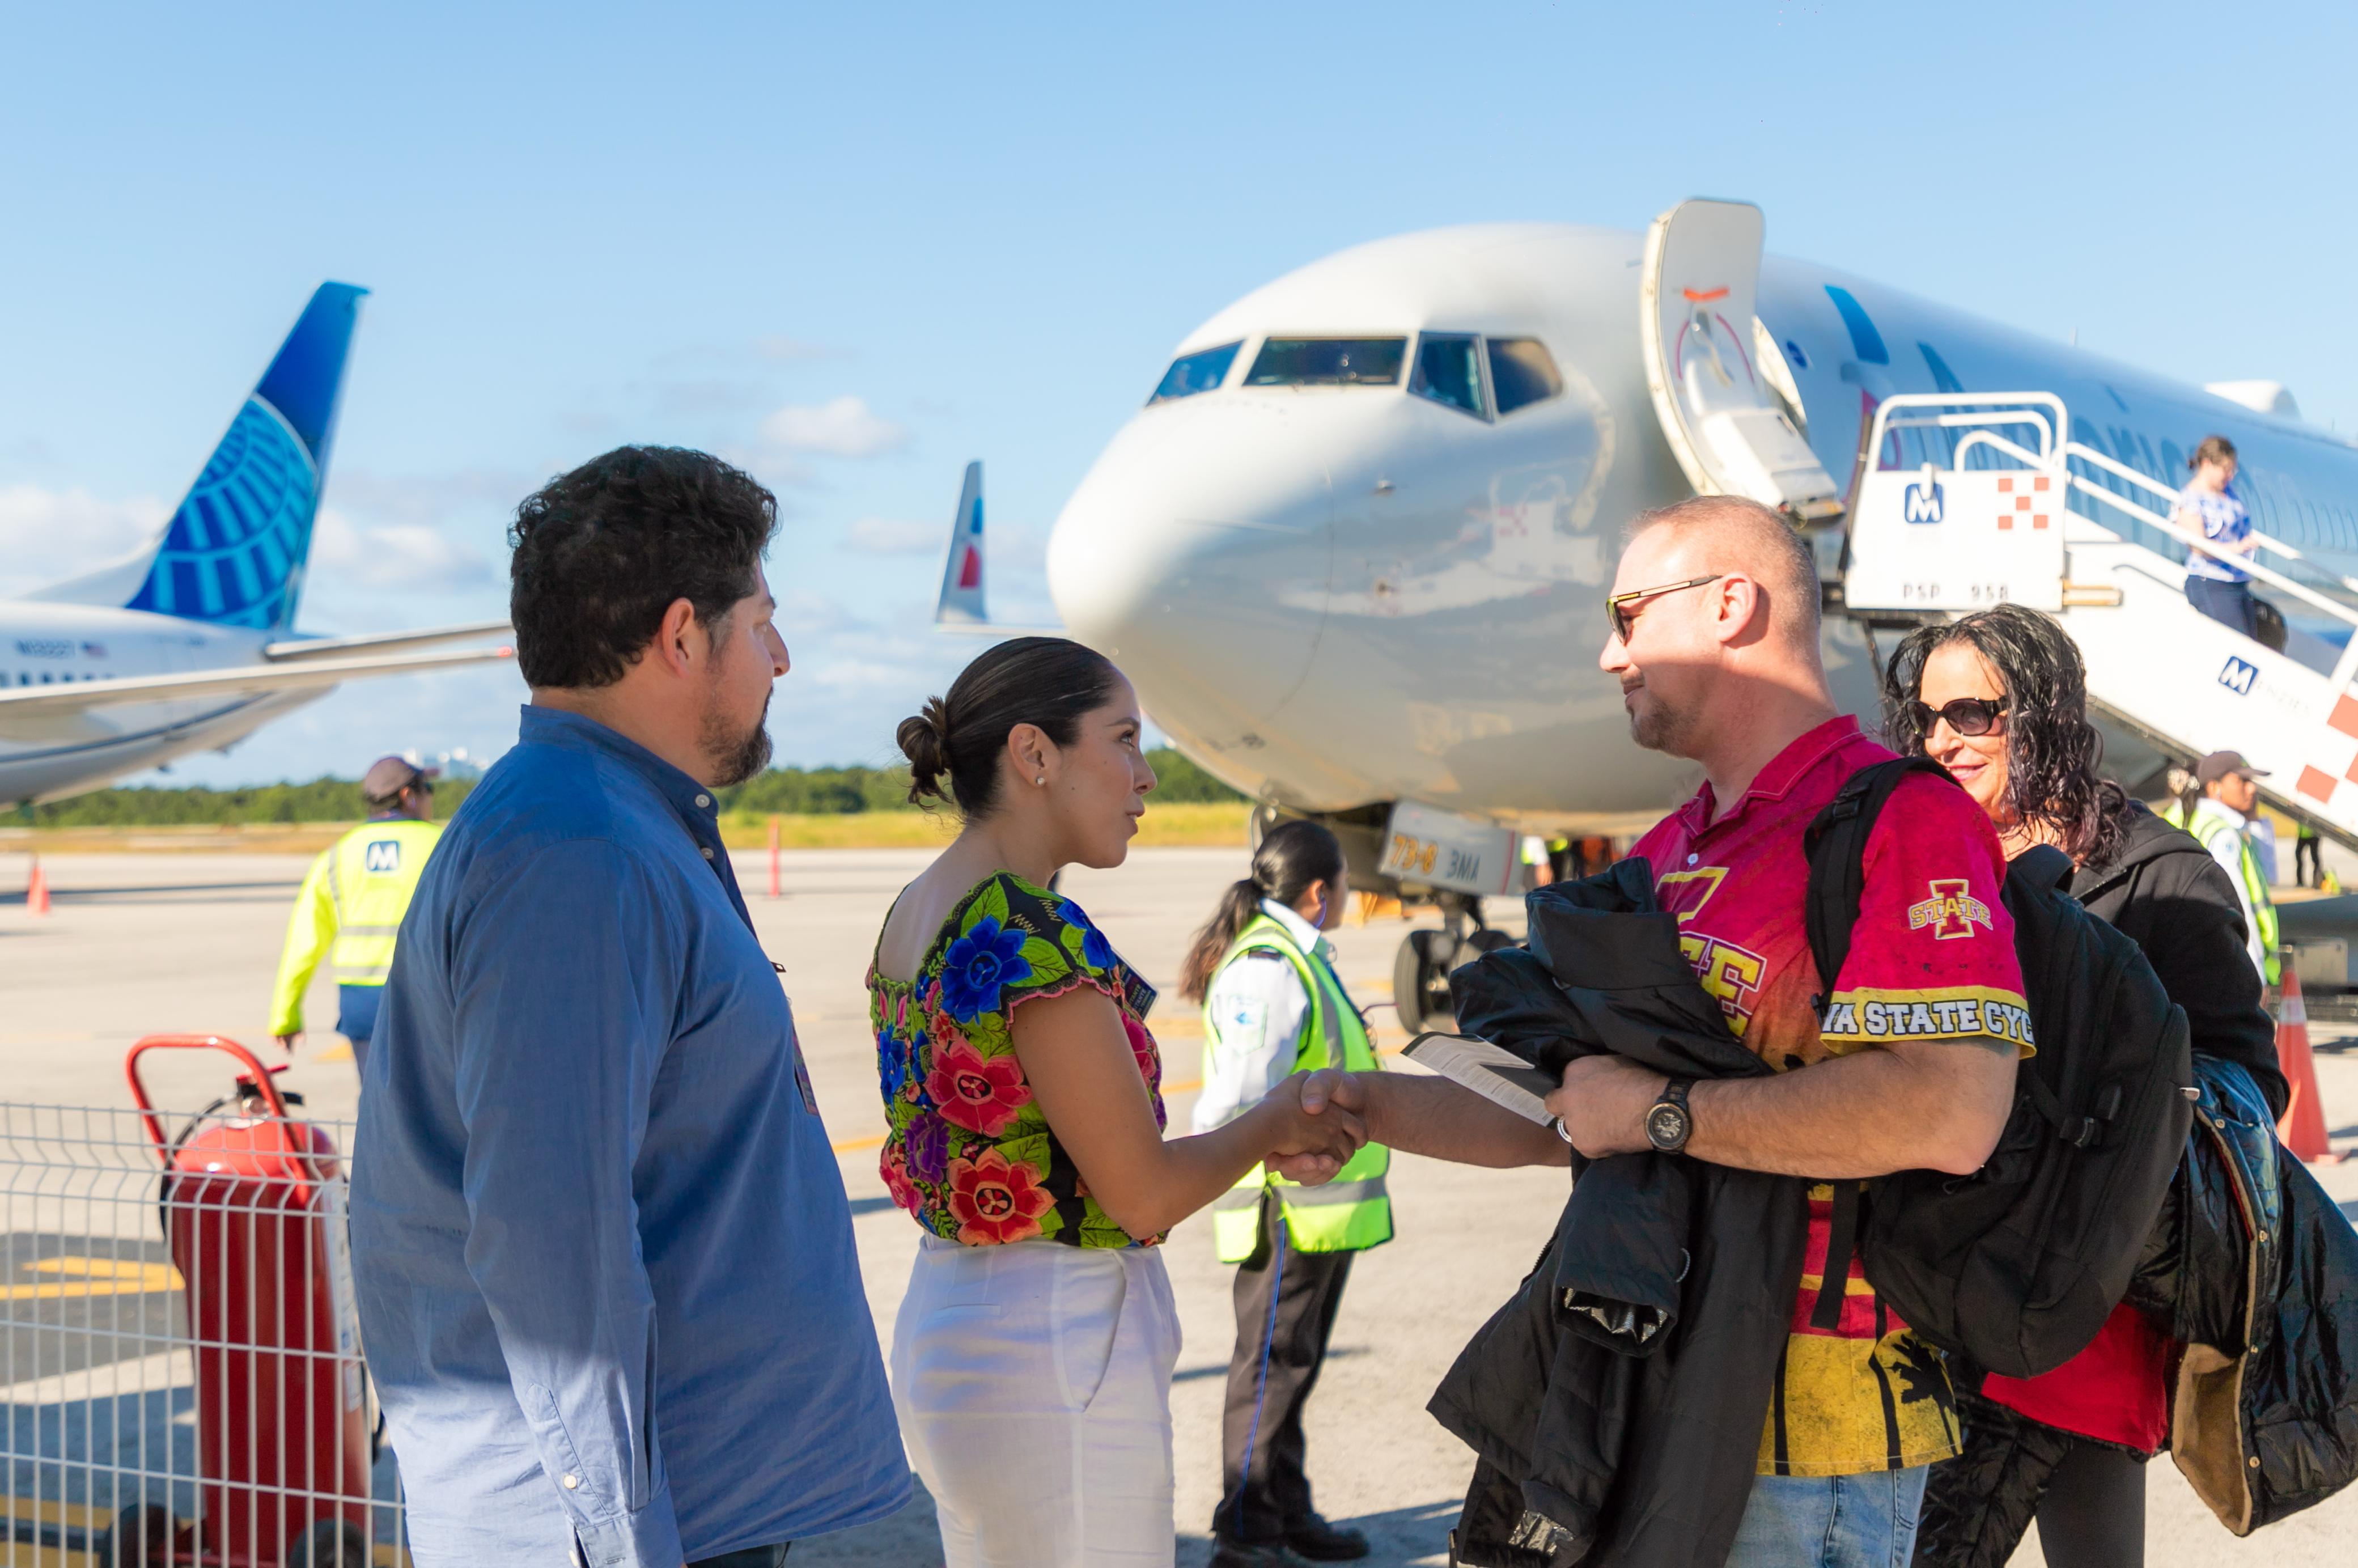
933, 460, 987, 625
117, 283, 367, 629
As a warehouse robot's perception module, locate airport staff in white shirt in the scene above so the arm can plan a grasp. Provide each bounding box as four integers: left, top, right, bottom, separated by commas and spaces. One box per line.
1179, 819, 1390, 1568
2165, 749, 2282, 986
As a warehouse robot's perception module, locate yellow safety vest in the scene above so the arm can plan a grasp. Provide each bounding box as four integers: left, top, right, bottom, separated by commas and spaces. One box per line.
2158, 801, 2281, 985
269, 817, 443, 1035
1205, 914, 1393, 1261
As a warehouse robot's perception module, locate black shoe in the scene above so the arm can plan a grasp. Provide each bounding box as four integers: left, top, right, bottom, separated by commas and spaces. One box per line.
1284, 1513, 1371, 1562
1208, 1539, 1317, 1568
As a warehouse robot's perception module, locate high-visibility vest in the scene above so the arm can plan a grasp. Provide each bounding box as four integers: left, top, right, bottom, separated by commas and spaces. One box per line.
2161, 800, 2281, 985
269, 817, 442, 1035
1204, 914, 1393, 1261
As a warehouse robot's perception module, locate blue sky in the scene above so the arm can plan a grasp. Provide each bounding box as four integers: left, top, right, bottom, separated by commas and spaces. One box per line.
3, 2, 2349, 785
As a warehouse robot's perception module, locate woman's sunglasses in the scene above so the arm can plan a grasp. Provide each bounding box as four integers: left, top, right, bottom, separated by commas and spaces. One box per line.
1907, 697, 2008, 737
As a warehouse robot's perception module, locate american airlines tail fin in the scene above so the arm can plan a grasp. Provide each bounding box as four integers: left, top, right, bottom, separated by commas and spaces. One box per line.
934, 461, 987, 625
36, 283, 367, 628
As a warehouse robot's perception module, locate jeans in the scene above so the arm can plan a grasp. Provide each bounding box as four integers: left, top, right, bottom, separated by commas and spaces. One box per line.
1727, 1467, 1929, 1568
335, 982, 382, 1073
2186, 575, 2259, 639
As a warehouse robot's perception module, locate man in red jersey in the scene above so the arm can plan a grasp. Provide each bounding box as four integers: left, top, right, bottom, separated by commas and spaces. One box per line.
1288, 497, 2022, 1567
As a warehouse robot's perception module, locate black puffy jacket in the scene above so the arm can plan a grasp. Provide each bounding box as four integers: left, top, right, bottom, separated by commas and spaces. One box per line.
2073, 804, 2287, 1117
1430, 863, 1809, 1568
2151, 1056, 2358, 1532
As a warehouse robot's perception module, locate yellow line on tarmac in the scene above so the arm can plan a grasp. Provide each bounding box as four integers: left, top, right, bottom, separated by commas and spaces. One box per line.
0, 1257, 183, 1299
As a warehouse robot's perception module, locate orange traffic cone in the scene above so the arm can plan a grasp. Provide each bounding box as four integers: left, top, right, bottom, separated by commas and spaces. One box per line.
2274, 963, 2341, 1164
23, 857, 48, 917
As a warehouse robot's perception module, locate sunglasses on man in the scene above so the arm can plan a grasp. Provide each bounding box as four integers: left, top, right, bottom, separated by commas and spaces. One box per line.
1604, 574, 1725, 642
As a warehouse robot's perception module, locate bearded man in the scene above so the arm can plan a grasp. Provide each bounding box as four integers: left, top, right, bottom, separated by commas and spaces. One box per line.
351, 448, 907, 1568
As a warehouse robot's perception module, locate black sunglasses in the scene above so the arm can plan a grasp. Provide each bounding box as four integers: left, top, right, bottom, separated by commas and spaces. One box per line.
1907, 697, 2008, 737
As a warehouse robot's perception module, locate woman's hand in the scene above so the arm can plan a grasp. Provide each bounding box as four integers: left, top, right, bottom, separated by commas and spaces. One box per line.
1251, 1071, 1368, 1175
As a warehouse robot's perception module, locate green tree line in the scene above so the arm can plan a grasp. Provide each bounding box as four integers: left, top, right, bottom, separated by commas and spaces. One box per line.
15, 748, 1242, 827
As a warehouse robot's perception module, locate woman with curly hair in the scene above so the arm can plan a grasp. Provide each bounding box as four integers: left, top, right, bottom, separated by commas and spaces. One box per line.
870, 635, 1366, 1567
1884, 603, 2285, 1568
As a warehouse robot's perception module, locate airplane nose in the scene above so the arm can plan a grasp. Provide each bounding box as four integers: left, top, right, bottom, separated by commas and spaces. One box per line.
1049, 404, 1334, 735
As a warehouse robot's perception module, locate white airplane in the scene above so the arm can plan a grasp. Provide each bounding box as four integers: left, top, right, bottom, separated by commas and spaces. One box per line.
941, 201, 2358, 1019
1, 284, 511, 807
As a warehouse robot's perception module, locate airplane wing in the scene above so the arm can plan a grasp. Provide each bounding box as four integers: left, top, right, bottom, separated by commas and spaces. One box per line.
0, 645, 514, 736
261, 618, 512, 662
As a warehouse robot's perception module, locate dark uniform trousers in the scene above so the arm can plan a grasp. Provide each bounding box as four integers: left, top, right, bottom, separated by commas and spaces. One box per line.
1217, 1190, 1356, 1543
689, 1546, 788, 1567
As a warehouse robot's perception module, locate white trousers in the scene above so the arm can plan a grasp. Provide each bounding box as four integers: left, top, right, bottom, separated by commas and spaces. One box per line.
891, 1235, 1182, 1567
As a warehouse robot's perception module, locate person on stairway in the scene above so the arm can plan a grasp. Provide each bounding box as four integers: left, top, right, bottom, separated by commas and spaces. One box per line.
2175, 435, 2262, 637
1884, 603, 2285, 1568
1180, 819, 1390, 1568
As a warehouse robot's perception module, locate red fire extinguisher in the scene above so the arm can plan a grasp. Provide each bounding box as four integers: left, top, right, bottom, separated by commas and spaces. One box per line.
118, 1035, 371, 1568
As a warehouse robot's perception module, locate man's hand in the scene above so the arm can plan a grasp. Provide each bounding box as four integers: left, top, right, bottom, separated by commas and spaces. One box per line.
272, 1032, 300, 1056
1545, 1056, 1668, 1159
1267, 1069, 1368, 1183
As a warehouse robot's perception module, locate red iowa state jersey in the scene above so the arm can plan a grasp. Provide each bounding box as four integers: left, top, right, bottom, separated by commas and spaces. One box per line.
1630, 715, 2029, 1477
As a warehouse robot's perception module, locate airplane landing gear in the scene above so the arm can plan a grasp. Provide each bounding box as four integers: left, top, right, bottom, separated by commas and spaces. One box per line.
1390, 894, 1511, 1036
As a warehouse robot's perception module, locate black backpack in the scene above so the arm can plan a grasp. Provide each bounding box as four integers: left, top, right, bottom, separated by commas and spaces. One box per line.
1803, 757, 2195, 1380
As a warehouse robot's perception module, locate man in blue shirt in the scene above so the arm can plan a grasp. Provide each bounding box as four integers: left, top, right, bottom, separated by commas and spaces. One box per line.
351, 447, 907, 1568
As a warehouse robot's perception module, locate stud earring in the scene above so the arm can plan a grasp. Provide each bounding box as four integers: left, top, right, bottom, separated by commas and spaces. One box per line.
1034, 775, 1046, 785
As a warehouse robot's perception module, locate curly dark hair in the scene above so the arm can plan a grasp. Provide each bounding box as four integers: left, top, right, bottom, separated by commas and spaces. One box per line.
508, 446, 778, 688
1881, 603, 2132, 870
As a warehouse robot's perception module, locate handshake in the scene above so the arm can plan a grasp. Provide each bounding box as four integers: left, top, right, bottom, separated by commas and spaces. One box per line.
1253, 1069, 1372, 1184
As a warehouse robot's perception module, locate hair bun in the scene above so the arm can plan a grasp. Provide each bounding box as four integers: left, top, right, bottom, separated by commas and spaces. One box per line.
896, 697, 955, 804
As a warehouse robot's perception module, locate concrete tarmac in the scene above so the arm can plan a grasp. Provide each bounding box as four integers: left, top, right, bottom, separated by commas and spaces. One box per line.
5, 846, 2356, 1566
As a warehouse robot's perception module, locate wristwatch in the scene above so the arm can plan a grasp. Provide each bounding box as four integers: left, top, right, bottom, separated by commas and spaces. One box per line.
1645, 1077, 1696, 1153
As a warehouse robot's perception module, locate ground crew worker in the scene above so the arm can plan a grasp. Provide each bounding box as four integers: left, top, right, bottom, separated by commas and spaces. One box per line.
2162, 750, 2281, 986
1178, 819, 1390, 1568
270, 755, 442, 1068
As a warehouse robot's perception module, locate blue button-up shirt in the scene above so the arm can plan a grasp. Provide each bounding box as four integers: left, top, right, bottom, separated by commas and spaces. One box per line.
351, 707, 907, 1567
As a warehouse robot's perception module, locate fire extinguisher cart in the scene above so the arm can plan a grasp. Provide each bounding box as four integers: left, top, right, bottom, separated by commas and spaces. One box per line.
110, 1035, 372, 1568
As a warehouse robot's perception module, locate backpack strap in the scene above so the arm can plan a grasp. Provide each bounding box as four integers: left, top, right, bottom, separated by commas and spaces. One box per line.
1802, 757, 1953, 1008
2011, 842, 2075, 895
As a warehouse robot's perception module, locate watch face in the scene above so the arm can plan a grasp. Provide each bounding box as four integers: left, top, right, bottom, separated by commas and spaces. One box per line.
1646, 1100, 1690, 1151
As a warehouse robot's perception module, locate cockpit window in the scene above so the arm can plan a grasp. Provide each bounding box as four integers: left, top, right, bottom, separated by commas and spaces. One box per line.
1487, 338, 1563, 417
1148, 341, 1242, 404
1244, 337, 1406, 387
1410, 333, 1485, 417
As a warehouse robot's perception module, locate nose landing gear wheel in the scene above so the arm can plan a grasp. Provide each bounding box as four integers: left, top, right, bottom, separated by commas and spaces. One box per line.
1393, 925, 1513, 1035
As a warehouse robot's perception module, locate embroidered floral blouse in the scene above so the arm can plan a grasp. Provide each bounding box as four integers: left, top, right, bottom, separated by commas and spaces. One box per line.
870, 871, 1166, 1248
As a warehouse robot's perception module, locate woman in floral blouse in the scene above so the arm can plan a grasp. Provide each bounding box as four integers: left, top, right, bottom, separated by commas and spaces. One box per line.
871, 636, 1365, 1567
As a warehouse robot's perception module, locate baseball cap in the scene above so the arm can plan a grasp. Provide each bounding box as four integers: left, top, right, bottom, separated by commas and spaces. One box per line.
2195, 750, 2267, 787
362, 755, 439, 800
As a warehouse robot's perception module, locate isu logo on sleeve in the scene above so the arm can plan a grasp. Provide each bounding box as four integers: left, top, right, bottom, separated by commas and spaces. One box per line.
1907, 878, 1991, 939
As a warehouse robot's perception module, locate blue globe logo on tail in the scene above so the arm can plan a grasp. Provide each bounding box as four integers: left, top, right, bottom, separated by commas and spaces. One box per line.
125, 282, 366, 630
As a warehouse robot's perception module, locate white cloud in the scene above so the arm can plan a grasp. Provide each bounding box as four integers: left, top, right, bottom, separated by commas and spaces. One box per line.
0, 483, 167, 592
759, 396, 909, 459
844, 516, 941, 554
312, 507, 493, 592
329, 468, 534, 524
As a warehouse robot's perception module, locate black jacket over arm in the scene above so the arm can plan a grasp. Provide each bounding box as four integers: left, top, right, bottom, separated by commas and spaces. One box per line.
2072, 804, 2285, 1118
1431, 863, 1809, 1568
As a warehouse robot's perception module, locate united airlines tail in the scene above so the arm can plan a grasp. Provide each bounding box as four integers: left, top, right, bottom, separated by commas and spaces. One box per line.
118, 282, 366, 629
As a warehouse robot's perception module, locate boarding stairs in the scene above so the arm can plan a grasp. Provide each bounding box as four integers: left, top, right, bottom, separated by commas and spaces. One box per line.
1842, 392, 2358, 846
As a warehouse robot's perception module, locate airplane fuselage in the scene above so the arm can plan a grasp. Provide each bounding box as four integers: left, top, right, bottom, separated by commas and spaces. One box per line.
0, 601, 315, 804
1047, 223, 2358, 831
